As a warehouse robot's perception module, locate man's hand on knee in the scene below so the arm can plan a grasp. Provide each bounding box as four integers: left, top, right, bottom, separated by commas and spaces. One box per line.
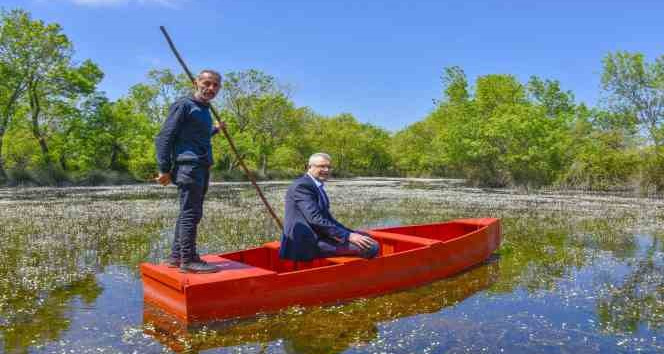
349, 233, 376, 250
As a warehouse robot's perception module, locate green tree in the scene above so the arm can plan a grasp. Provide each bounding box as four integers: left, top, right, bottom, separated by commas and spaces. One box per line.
248, 94, 299, 176
475, 74, 526, 114
113, 69, 191, 179
0, 9, 102, 178
527, 76, 575, 117
437, 66, 469, 105
391, 120, 439, 176
0, 10, 32, 182
408, 71, 577, 187
64, 96, 125, 172
444, 74, 530, 186
485, 104, 570, 187
0, 59, 25, 182
601, 51, 664, 190
127, 68, 191, 124
602, 52, 664, 148
219, 69, 283, 132
217, 69, 289, 174
561, 107, 640, 190
304, 113, 392, 176
391, 66, 471, 177
269, 107, 317, 174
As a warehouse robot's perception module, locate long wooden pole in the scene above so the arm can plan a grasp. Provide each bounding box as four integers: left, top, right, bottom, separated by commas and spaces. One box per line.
159, 26, 283, 231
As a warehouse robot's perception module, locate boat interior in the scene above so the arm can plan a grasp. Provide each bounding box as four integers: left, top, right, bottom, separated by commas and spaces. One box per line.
219, 234, 428, 274
216, 221, 484, 274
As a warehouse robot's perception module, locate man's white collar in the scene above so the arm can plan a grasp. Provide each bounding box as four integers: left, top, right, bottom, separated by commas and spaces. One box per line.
306, 173, 323, 187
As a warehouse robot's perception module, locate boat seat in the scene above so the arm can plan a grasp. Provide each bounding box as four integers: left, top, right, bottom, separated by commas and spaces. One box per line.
263, 240, 369, 265
262, 241, 364, 264
263, 241, 281, 250
326, 257, 366, 264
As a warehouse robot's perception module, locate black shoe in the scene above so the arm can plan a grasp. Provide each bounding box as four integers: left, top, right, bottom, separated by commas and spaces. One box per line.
163, 256, 180, 268
179, 260, 219, 274
163, 254, 202, 268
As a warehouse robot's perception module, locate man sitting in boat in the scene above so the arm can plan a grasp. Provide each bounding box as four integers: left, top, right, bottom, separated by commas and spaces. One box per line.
279, 152, 380, 261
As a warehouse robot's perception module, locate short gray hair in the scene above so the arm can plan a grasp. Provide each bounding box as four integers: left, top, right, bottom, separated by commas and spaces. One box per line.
308, 152, 331, 167
198, 69, 221, 82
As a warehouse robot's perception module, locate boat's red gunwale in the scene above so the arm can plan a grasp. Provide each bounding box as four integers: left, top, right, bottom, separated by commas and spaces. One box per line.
371, 220, 492, 245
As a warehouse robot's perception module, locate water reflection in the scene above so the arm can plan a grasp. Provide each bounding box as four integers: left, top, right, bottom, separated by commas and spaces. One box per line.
596, 234, 664, 334
0, 275, 102, 353
143, 259, 499, 353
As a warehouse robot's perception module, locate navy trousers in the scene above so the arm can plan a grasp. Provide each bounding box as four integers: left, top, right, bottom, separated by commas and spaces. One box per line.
170, 164, 210, 262
317, 238, 380, 259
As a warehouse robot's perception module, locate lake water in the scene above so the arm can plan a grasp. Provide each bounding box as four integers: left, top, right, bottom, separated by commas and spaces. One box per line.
1, 179, 663, 353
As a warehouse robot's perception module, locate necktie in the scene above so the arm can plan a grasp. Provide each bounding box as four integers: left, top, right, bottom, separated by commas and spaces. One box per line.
319, 184, 329, 209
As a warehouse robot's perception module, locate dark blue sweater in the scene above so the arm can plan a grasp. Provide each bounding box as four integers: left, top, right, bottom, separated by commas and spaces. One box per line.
155, 97, 218, 173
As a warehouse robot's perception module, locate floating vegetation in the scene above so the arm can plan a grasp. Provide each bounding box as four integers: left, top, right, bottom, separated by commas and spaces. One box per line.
0, 179, 663, 353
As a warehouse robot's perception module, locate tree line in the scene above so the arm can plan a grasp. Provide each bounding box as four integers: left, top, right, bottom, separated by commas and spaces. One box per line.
1, 9, 663, 191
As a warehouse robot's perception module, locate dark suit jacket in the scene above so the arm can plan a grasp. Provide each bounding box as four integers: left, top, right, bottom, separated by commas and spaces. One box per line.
279, 174, 353, 261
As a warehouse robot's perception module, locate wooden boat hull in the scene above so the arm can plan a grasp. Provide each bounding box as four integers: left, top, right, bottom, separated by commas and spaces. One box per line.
141, 218, 501, 324
143, 261, 499, 352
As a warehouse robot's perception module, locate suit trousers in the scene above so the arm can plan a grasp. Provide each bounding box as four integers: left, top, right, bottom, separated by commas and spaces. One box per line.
317, 239, 380, 259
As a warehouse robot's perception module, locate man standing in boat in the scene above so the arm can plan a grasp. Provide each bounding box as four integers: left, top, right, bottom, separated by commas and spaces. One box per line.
280, 153, 380, 261
154, 69, 222, 274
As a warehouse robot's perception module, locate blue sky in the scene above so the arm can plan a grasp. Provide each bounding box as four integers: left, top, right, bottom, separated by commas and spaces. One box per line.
4, 0, 663, 131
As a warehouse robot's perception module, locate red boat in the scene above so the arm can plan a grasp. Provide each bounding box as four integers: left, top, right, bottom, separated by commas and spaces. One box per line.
141, 218, 501, 324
